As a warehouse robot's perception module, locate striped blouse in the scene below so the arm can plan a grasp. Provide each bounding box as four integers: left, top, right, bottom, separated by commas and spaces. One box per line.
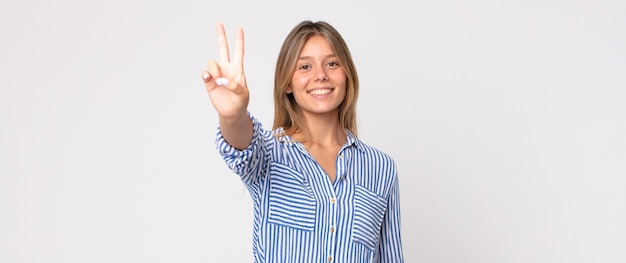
216, 113, 404, 263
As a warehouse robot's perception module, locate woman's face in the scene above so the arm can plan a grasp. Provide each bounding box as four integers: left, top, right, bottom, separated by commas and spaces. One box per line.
287, 35, 346, 118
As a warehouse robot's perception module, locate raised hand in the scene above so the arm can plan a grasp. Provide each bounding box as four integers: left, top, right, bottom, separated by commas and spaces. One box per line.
201, 23, 248, 120
201, 23, 252, 149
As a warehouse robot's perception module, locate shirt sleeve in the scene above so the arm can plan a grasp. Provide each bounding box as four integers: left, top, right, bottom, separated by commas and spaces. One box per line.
378, 164, 405, 262
215, 112, 271, 186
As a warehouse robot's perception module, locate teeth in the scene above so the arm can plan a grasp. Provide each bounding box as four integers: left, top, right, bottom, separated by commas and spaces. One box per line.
309, 89, 332, 95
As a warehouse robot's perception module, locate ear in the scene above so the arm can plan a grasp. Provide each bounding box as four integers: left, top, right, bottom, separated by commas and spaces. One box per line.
285, 86, 293, 94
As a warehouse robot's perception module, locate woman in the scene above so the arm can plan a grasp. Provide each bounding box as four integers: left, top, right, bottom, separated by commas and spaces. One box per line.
201, 20, 404, 263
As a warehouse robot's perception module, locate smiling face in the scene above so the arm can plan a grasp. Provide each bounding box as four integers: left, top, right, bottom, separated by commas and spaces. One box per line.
273, 21, 359, 139
286, 35, 347, 119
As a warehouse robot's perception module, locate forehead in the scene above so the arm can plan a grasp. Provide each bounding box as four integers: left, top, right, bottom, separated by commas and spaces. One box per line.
299, 35, 334, 57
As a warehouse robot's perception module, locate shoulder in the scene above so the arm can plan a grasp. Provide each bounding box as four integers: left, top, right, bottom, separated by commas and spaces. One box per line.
351, 138, 399, 197
353, 138, 397, 166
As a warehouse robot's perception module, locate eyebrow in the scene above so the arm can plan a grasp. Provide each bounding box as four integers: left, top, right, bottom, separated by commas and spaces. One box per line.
298, 54, 337, 61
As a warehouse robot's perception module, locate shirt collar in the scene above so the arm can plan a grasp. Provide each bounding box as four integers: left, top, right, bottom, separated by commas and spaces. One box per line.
274, 127, 365, 152
345, 130, 366, 152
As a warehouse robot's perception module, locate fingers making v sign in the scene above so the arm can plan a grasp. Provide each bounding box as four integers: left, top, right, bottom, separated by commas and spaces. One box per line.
201, 23, 249, 120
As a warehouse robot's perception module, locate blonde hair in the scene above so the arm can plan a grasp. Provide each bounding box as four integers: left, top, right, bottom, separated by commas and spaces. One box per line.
272, 20, 359, 141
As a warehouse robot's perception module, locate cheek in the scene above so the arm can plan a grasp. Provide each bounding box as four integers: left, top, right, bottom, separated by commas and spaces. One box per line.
331, 71, 347, 84
290, 75, 309, 91
336, 76, 347, 92
295, 74, 310, 84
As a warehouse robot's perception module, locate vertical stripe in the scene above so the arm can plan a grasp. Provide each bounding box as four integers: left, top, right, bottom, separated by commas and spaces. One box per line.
215, 113, 404, 262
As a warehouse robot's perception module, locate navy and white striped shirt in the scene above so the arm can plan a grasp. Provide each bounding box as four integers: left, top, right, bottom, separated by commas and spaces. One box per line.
216, 113, 404, 263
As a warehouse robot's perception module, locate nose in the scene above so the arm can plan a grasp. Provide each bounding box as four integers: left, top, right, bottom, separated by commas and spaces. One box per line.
314, 67, 328, 81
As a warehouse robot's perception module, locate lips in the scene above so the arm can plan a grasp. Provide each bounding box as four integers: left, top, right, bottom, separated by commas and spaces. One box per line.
308, 88, 333, 95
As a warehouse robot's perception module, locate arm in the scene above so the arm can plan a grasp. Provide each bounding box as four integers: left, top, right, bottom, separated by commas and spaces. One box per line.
201, 23, 252, 150
378, 170, 404, 262
218, 113, 253, 150
216, 113, 270, 186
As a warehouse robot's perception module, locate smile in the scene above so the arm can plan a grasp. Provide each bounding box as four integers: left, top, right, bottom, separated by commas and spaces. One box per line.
308, 88, 333, 95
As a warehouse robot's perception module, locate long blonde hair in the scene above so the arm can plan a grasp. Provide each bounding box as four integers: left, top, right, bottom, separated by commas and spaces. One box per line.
272, 20, 359, 141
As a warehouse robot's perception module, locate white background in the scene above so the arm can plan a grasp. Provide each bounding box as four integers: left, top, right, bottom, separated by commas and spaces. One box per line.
1, 0, 625, 262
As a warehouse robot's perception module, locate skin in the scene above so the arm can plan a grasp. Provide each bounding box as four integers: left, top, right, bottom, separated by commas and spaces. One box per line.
287, 35, 347, 181
201, 24, 347, 182
201, 23, 252, 150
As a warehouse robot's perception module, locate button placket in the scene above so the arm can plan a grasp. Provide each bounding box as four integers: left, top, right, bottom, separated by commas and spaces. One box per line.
329, 197, 336, 233
327, 192, 337, 263
326, 149, 347, 262
335, 152, 346, 182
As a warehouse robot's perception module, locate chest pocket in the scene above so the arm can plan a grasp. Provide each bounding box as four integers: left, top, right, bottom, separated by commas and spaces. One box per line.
352, 184, 388, 251
267, 162, 317, 231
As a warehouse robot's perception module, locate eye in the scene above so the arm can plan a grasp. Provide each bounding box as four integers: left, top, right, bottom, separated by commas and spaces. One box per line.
326, 61, 340, 68
298, 64, 311, 70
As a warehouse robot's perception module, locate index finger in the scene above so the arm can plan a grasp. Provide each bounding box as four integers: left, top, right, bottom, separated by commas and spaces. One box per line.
233, 26, 245, 70
216, 23, 230, 63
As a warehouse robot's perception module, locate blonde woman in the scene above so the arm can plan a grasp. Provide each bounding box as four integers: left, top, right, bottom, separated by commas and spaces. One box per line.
201, 20, 404, 263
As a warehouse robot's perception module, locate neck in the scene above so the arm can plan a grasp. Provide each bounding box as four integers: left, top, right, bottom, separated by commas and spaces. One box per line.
295, 112, 346, 146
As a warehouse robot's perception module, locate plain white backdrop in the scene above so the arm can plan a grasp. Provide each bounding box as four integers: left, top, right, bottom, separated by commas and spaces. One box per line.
1, 0, 625, 262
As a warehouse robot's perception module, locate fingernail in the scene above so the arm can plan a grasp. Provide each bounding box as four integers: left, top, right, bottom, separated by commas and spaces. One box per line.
216, 77, 229, 86
202, 72, 211, 80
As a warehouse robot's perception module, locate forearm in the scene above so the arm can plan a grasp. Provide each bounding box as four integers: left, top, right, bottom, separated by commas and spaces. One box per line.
378, 171, 404, 262
219, 112, 253, 150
